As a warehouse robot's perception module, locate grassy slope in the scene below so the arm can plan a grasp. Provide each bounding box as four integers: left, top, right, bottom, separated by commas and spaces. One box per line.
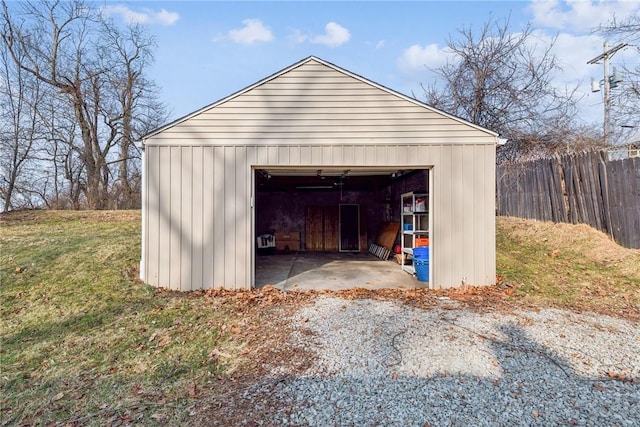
0, 211, 241, 426
497, 216, 640, 315
1, 211, 639, 425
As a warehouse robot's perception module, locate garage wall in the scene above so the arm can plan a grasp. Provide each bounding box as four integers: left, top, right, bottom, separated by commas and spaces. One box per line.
142, 143, 496, 290
256, 190, 386, 250
141, 56, 497, 291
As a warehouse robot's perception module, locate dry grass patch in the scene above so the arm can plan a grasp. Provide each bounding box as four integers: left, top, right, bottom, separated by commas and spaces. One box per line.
497, 216, 640, 318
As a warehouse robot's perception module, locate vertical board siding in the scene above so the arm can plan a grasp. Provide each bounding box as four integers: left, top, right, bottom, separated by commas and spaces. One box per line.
461, 145, 476, 285
158, 147, 171, 287
290, 146, 301, 164
191, 146, 204, 289
180, 146, 193, 291
203, 147, 215, 288
213, 146, 226, 286
146, 147, 160, 286
144, 142, 497, 290
452, 146, 465, 287
471, 145, 484, 284
169, 146, 182, 290
235, 147, 249, 289
435, 146, 453, 288
425, 146, 440, 287
484, 145, 497, 284
223, 146, 236, 288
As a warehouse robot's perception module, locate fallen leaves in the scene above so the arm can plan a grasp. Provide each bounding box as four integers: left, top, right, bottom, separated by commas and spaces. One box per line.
186, 280, 527, 315
201, 285, 307, 306
607, 370, 635, 382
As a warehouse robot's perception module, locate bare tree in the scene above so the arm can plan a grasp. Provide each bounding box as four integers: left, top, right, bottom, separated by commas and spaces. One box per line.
0, 32, 44, 211
100, 21, 166, 209
2, 0, 108, 208
1, 0, 167, 210
422, 16, 585, 162
36, 97, 86, 209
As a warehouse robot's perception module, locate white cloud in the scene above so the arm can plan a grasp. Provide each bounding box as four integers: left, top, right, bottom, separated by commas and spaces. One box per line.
228, 19, 274, 44
376, 40, 385, 49
101, 5, 179, 26
154, 9, 180, 26
311, 22, 351, 47
397, 44, 450, 73
528, 0, 640, 32
539, 32, 604, 79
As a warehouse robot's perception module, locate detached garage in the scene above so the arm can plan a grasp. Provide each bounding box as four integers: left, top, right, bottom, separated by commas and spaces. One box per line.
139, 56, 498, 291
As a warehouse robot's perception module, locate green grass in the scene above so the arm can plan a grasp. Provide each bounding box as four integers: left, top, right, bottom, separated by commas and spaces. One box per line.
0, 211, 241, 426
497, 216, 640, 314
2, 211, 638, 425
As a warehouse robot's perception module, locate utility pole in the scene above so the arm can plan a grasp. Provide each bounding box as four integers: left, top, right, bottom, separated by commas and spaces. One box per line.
603, 41, 611, 146
588, 41, 627, 145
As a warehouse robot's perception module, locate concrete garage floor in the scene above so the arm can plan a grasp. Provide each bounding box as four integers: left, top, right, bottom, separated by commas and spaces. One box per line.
255, 251, 427, 291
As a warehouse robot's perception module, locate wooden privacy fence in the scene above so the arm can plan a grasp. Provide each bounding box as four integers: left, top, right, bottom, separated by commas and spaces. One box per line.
497, 150, 640, 249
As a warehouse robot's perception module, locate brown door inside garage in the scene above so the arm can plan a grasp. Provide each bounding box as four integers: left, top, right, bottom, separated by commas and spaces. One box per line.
305, 206, 339, 251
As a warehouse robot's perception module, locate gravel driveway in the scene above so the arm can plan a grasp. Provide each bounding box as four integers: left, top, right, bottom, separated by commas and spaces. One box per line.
243, 296, 640, 426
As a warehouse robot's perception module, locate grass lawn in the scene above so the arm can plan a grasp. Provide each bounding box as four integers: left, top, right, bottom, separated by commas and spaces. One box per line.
0, 211, 252, 425
1, 210, 638, 425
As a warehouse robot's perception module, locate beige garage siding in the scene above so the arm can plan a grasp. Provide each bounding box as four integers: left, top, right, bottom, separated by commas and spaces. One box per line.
145, 59, 493, 145
141, 142, 496, 290
141, 56, 498, 291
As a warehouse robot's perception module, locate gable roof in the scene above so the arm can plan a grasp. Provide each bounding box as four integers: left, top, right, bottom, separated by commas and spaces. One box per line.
142, 56, 497, 141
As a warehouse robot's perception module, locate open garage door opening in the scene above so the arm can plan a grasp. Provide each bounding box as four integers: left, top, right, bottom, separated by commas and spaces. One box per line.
253, 167, 432, 291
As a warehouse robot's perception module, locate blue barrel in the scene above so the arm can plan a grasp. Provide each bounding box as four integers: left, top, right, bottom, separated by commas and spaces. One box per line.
415, 258, 429, 282
413, 246, 429, 282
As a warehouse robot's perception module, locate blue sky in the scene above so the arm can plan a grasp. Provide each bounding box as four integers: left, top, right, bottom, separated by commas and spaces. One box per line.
100, 1, 640, 124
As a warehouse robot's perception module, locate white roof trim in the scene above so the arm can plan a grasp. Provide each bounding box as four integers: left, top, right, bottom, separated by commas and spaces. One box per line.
141, 56, 499, 141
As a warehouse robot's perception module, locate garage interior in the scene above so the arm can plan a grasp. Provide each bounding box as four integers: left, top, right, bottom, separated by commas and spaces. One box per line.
254, 167, 430, 290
